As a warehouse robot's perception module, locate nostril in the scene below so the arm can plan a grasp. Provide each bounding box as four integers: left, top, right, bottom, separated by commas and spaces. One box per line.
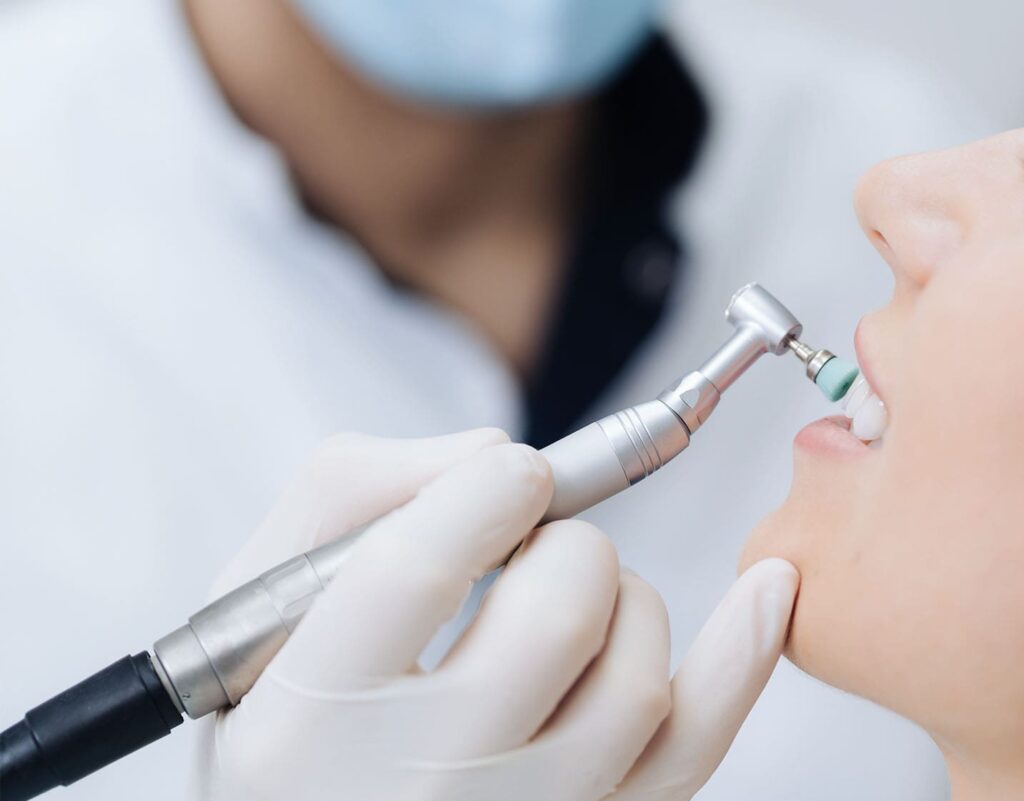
870, 229, 891, 252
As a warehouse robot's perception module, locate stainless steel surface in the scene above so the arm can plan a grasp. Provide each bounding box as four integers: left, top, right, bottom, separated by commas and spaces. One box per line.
697, 283, 802, 392
152, 283, 806, 720
806, 349, 835, 380
541, 420, 631, 523
785, 337, 836, 381
697, 325, 769, 393
785, 337, 815, 362
726, 283, 803, 355
657, 371, 720, 435
153, 537, 359, 719
152, 624, 229, 718
597, 401, 691, 487
541, 400, 692, 523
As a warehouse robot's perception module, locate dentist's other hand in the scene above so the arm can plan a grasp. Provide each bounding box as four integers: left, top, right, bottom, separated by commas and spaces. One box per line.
191, 430, 675, 801
607, 557, 799, 800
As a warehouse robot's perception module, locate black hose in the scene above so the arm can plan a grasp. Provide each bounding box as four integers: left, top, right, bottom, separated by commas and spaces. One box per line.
0, 653, 183, 800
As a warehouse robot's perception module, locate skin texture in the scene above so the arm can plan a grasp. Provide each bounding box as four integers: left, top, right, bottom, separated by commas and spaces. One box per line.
183, 0, 591, 376
740, 129, 1024, 800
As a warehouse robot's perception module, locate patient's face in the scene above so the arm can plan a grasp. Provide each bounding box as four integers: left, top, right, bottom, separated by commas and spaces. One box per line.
742, 130, 1024, 766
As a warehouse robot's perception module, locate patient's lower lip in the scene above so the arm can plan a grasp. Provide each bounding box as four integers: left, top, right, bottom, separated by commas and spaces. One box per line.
795, 416, 871, 458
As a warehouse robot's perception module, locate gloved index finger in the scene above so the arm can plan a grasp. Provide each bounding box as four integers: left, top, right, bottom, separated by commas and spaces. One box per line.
269, 443, 554, 690
212, 428, 508, 595
614, 558, 799, 800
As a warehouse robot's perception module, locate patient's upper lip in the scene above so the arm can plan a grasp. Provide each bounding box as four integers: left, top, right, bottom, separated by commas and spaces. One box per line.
853, 319, 889, 406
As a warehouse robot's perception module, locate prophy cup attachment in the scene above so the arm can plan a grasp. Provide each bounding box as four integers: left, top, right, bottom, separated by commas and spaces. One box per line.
784, 338, 860, 402
709, 283, 858, 403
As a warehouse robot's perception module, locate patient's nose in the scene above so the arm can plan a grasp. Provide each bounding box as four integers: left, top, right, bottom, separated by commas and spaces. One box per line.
853, 151, 965, 290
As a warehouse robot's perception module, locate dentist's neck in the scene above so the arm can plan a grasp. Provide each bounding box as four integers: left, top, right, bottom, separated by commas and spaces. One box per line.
183, 0, 591, 376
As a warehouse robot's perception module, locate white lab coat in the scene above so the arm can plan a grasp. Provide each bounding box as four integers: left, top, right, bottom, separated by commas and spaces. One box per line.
0, 0, 997, 798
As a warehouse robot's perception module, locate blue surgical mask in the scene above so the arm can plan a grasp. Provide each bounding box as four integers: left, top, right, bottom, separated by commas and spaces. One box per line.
290, 0, 664, 107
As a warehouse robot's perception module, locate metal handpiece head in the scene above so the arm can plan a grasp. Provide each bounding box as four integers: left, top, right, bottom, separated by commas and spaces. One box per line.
725, 283, 803, 354
694, 283, 803, 394
659, 283, 803, 432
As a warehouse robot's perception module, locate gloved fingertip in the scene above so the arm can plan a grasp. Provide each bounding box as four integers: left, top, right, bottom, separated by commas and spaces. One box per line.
487, 442, 554, 496
740, 557, 800, 597
459, 426, 512, 447
733, 559, 800, 644
407, 427, 511, 467
421, 427, 509, 455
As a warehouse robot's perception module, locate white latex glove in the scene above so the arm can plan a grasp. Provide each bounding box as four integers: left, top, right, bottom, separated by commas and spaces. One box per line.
192, 429, 799, 801
607, 556, 799, 801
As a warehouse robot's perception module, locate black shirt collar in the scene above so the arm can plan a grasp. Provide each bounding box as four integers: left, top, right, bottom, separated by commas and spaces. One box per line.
524, 34, 708, 447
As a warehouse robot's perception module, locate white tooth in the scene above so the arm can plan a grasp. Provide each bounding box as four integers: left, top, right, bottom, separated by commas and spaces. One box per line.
852, 394, 888, 441
843, 374, 871, 418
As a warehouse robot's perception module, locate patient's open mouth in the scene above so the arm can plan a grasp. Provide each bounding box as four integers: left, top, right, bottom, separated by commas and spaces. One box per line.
794, 359, 888, 456
795, 415, 874, 457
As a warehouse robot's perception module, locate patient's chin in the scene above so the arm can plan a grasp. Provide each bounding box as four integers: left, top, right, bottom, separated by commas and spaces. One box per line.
738, 462, 841, 578
738, 506, 793, 576
739, 508, 813, 670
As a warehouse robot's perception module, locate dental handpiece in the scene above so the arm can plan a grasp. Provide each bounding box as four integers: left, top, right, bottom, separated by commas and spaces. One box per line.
0, 284, 806, 800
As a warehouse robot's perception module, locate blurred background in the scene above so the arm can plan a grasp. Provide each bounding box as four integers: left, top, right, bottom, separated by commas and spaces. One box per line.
766, 0, 1024, 120
1, 0, 1022, 800
671, 0, 1024, 134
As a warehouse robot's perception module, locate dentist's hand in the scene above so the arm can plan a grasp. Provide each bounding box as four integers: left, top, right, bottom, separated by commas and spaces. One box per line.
605, 556, 798, 800
191, 429, 798, 801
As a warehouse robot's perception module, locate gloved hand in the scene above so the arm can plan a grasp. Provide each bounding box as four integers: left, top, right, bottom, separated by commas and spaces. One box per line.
606, 556, 798, 801
192, 428, 798, 801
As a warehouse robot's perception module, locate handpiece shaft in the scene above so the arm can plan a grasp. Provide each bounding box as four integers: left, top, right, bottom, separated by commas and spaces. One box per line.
0, 284, 805, 800
152, 395, 696, 718
153, 367, 735, 718
152, 284, 802, 719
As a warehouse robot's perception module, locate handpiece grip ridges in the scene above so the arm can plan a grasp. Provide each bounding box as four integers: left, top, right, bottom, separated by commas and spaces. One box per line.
154, 399, 693, 719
